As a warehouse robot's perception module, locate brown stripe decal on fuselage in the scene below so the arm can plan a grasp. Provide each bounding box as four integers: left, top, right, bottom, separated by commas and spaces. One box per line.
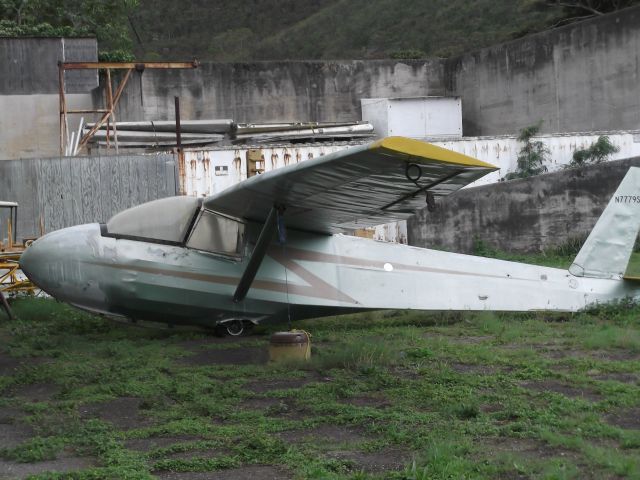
88, 252, 358, 304
89, 243, 534, 305
270, 246, 533, 282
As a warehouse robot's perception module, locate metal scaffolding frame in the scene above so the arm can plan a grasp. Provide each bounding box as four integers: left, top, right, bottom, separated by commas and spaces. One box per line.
58, 60, 199, 156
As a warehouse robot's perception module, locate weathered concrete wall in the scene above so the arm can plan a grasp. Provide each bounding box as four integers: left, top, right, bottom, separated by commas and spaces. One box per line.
178, 131, 640, 198
113, 60, 445, 124
0, 37, 98, 160
113, 7, 640, 134
3, 7, 640, 159
435, 130, 640, 186
0, 153, 176, 241
0, 94, 93, 159
407, 156, 640, 253
446, 7, 640, 136
0, 37, 98, 94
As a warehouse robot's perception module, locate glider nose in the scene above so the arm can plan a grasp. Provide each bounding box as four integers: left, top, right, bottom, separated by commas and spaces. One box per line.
20, 224, 102, 299
19, 230, 63, 293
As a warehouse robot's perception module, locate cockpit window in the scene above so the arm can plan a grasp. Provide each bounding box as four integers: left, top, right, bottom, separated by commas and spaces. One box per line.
104, 197, 245, 257
186, 210, 245, 257
106, 196, 199, 243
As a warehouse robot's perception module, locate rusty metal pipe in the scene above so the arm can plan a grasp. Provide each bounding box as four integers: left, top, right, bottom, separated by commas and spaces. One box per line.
67, 109, 110, 114
61, 61, 199, 70
175, 96, 186, 196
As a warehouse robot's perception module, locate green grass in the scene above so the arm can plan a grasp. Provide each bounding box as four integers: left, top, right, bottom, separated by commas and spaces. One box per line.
2, 276, 640, 478
626, 253, 640, 278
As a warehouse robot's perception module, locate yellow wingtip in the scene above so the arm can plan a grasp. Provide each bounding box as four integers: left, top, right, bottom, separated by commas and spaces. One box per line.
370, 136, 498, 170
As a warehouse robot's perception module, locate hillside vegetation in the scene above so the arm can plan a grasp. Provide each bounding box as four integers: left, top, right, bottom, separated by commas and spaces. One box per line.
1, 0, 639, 60
131, 0, 559, 61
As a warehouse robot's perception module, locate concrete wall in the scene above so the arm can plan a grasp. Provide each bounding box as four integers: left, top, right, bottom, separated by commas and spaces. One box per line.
0, 153, 176, 241
407, 156, 640, 254
178, 131, 640, 198
112, 7, 640, 135
445, 7, 640, 136
436, 130, 640, 187
0, 94, 93, 159
112, 60, 445, 124
0, 37, 98, 160
0, 37, 98, 94
3, 6, 640, 159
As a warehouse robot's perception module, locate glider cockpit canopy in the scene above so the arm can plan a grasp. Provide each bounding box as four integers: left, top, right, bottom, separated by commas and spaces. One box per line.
104, 196, 245, 257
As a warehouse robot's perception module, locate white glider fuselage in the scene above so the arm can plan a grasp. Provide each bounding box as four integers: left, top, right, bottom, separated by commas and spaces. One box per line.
19, 221, 638, 328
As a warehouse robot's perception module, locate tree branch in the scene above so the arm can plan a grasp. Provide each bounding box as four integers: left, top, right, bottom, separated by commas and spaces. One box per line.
554, 1, 605, 15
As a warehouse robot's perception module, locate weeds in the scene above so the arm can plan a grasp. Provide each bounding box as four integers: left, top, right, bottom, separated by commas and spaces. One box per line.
311, 338, 397, 372
1, 293, 640, 478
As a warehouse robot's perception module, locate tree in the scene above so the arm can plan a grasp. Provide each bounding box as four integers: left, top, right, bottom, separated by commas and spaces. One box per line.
505, 122, 550, 180
0, 0, 138, 55
528, 0, 640, 21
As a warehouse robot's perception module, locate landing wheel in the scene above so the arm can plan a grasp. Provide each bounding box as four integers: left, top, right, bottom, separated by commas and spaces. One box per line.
215, 320, 254, 337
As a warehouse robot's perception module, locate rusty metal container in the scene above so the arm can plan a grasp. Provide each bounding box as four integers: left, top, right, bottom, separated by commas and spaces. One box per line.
269, 331, 311, 362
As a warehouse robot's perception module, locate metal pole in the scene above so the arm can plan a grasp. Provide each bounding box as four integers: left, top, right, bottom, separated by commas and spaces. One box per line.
0, 290, 13, 320
175, 96, 186, 195
58, 63, 66, 156
13, 206, 17, 245
106, 68, 119, 154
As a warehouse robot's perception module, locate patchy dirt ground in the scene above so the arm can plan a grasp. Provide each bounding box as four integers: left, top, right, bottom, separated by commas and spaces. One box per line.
520, 380, 603, 402
80, 396, 155, 430
2, 298, 640, 479
0, 455, 95, 479
154, 465, 291, 479
180, 346, 270, 366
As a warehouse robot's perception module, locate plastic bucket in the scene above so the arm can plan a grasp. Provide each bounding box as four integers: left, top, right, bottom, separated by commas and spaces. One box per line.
269, 331, 310, 362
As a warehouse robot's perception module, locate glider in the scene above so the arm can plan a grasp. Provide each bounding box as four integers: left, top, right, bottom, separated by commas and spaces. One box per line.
19, 137, 640, 335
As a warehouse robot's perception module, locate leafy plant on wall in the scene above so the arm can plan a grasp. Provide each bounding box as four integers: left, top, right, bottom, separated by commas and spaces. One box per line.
505, 122, 550, 180
569, 135, 620, 167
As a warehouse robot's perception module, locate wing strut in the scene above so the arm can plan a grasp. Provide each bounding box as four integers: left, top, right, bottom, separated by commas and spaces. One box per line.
233, 205, 282, 303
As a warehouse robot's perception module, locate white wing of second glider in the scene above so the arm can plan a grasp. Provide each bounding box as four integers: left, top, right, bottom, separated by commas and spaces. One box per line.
204, 136, 497, 234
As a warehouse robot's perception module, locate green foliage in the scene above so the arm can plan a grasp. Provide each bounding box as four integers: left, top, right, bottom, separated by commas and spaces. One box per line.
569, 135, 620, 168
2, 436, 64, 463
506, 122, 550, 180
531, 0, 640, 22
128, 0, 562, 61
390, 49, 427, 59
472, 237, 499, 257
550, 236, 586, 257
469, 235, 596, 269
405, 439, 474, 479
582, 296, 640, 319
5, 0, 631, 63
0, 0, 139, 56
311, 338, 397, 372
98, 49, 135, 62
0, 19, 81, 36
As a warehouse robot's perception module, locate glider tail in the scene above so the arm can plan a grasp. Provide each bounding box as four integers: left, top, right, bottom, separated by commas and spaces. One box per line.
569, 167, 640, 280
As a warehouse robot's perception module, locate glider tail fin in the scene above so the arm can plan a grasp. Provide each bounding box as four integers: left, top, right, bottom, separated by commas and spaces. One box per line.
569, 167, 640, 279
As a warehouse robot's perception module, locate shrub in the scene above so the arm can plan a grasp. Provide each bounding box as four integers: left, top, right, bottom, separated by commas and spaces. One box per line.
505, 122, 549, 180
569, 135, 619, 167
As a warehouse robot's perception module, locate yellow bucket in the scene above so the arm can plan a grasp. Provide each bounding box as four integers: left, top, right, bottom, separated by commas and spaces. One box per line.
269, 330, 311, 362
